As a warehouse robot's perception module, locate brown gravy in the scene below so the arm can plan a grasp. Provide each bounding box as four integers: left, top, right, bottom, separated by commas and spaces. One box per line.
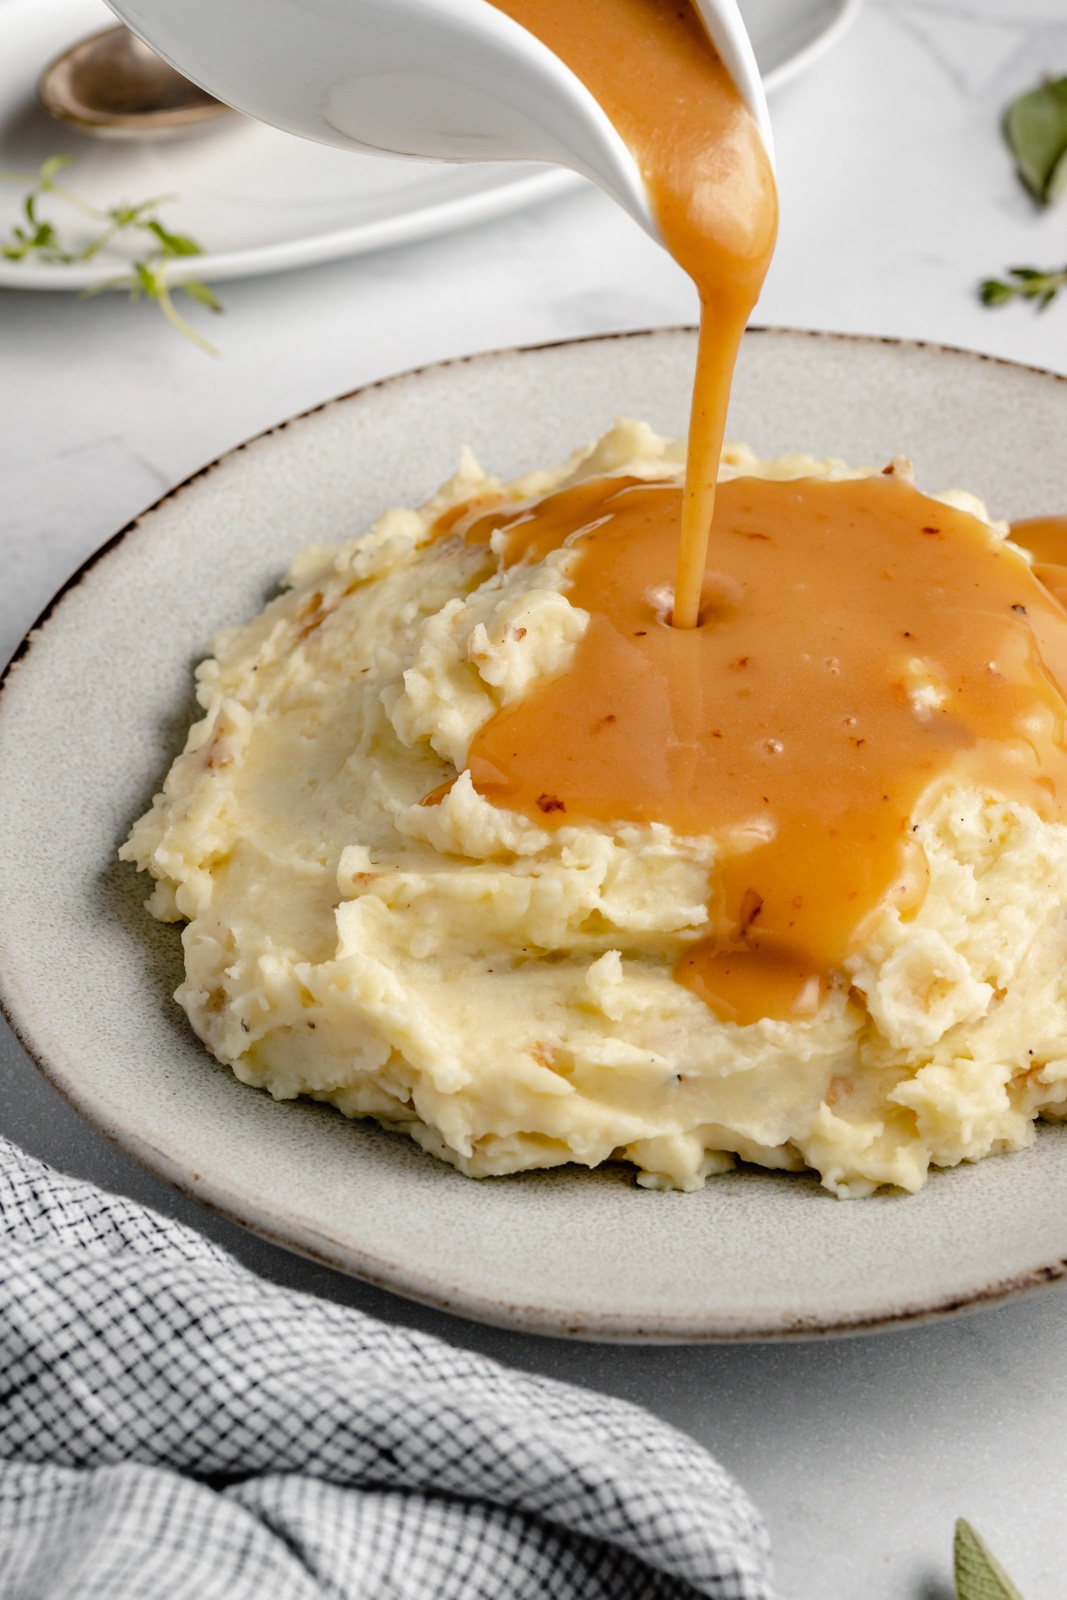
488, 0, 777, 627
455, 476, 1067, 1023
441, 2, 1067, 1026
1011, 516, 1067, 612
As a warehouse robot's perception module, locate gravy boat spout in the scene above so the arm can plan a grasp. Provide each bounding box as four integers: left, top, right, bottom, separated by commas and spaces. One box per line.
107, 0, 773, 241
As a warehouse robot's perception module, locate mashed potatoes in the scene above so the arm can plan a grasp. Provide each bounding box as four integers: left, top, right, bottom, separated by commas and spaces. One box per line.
121, 422, 1067, 1196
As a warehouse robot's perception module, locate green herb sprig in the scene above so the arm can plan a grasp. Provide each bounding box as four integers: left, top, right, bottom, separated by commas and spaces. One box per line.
1, 155, 221, 354
980, 263, 1067, 310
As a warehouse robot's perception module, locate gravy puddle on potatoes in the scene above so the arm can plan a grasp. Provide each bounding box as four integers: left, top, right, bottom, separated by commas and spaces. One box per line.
1012, 516, 1067, 610
451, 475, 1067, 1023
449, 3, 1067, 1024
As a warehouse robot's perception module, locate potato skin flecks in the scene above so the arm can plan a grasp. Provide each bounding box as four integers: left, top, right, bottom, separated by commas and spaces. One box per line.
121, 424, 1067, 1196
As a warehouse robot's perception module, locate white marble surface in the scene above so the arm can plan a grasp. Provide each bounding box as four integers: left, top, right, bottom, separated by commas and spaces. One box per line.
2, 1, 1067, 1595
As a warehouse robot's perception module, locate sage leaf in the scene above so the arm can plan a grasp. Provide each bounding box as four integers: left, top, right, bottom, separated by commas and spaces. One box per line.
1047, 144, 1067, 206
954, 1518, 1026, 1600
1005, 75, 1067, 204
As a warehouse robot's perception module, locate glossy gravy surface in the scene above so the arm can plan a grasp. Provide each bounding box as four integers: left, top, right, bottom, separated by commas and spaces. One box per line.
1012, 516, 1067, 611
455, 476, 1067, 1023
458, 3, 1067, 1025
489, 0, 777, 626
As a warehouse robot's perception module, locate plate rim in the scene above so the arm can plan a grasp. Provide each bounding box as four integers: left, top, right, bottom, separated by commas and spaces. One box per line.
0, 165, 582, 291
4, 323, 1067, 1344
7, 319, 1067, 676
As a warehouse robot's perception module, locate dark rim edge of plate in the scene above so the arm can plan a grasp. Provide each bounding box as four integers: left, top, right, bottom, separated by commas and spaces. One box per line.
3, 324, 1067, 1343
7, 321, 1067, 688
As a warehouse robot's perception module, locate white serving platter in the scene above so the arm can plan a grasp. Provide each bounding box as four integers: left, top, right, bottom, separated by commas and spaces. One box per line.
0, 0, 862, 289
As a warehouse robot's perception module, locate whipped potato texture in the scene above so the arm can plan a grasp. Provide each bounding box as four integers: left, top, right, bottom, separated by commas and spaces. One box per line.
122, 423, 1067, 1196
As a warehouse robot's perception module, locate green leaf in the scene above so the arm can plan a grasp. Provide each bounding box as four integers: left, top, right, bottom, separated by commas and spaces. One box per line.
180, 278, 221, 311
132, 259, 162, 298
954, 1519, 1026, 1600
1005, 75, 1067, 204
145, 218, 203, 257
1047, 143, 1067, 206
38, 154, 72, 183
979, 277, 1013, 305
979, 262, 1067, 309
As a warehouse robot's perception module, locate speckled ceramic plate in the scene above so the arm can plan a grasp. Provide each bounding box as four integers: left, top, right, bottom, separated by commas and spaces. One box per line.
2, 328, 1067, 1342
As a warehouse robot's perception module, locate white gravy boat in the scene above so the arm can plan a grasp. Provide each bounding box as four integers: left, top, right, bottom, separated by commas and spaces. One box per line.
104, 0, 773, 241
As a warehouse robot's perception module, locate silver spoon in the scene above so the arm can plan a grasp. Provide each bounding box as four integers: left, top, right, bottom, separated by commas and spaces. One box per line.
38, 24, 235, 141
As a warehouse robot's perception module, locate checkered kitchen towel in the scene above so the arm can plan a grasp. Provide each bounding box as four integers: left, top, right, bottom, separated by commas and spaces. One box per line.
0, 1137, 773, 1600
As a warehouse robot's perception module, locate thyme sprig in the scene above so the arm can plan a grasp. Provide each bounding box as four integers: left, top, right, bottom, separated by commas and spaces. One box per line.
980, 263, 1067, 311
1, 155, 221, 354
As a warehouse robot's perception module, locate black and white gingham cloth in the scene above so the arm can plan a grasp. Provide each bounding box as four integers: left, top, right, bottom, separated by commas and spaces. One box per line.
0, 1138, 773, 1599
